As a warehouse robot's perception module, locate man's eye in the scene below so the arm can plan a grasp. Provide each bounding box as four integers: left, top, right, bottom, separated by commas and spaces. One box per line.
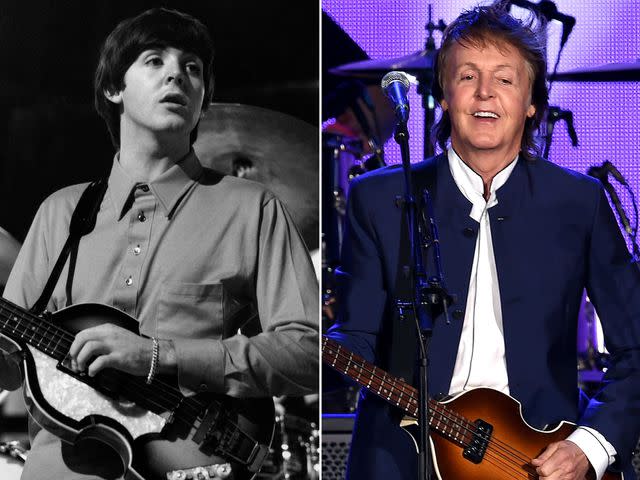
146, 57, 162, 66
500, 78, 513, 85
462, 74, 474, 81
186, 63, 201, 74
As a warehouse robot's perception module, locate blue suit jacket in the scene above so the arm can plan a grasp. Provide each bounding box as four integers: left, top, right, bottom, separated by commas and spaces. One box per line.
326, 154, 640, 479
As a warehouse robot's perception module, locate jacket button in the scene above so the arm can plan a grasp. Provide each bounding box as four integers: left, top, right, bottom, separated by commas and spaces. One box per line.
452, 309, 465, 320
463, 227, 475, 237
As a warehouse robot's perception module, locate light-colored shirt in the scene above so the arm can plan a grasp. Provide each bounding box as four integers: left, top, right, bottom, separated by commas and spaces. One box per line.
3, 151, 318, 479
445, 148, 615, 480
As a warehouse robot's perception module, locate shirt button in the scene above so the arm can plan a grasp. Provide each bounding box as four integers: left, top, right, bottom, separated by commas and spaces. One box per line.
133, 245, 141, 255
138, 211, 146, 222
139, 184, 150, 192
199, 383, 208, 391
125, 276, 133, 286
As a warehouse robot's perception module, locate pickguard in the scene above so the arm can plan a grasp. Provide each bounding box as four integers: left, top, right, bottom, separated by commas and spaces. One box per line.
27, 345, 166, 439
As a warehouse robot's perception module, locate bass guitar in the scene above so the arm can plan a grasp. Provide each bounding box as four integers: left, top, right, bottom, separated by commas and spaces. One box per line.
323, 336, 621, 480
0, 298, 274, 480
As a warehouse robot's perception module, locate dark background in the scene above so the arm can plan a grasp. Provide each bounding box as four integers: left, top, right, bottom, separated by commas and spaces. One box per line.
0, 0, 319, 241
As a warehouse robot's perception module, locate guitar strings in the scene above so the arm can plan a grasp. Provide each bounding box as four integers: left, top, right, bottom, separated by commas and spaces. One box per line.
324, 347, 535, 479
325, 342, 536, 478
324, 338, 539, 477
324, 340, 535, 466
5, 306, 265, 455
0, 302, 206, 414
0, 303, 260, 446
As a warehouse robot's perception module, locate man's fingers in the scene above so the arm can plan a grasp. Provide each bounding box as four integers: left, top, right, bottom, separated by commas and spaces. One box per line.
75, 340, 108, 371
532, 441, 560, 465
87, 354, 113, 377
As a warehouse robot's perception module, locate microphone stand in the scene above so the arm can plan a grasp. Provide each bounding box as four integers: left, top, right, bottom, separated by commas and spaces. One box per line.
393, 118, 453, 480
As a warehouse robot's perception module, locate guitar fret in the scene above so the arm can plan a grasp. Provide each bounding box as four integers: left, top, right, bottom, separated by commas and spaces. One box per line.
395, 379, 403, 406
344, 352, 353, 374
434, 409, 442, 431
332, 344, 341, 367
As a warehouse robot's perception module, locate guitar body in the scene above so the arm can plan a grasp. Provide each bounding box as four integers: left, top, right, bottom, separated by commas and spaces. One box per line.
5, 302, 274, 480
401, 388, 621, 480
322, 337, 623, 480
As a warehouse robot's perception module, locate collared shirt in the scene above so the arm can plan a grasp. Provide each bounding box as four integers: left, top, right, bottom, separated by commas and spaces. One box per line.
445, 148, 615, 480
448, 147, 515, 396
4, 151, 318, 479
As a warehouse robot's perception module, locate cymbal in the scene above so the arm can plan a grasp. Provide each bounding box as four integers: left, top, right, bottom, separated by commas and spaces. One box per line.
551, 60, 640, 82
329, 49, 437, 79
193, 103, 318, 250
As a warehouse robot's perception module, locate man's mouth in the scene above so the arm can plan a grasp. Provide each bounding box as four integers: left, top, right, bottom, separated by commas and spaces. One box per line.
473, 111, 499, 119
160, 93, 188, 106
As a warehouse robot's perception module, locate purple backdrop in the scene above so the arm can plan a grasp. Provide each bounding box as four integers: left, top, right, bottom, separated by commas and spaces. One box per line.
324, 0, 640, 249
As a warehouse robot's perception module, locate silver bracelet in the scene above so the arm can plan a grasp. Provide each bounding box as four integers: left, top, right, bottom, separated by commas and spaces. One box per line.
146, 337, 159, 385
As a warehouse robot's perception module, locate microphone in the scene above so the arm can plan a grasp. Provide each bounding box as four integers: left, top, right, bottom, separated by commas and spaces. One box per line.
509, 0, 576, 46
588, 162, 633, 235
603, 161, 627, 186
381, 71, 411, 123
547, 106, 578, 147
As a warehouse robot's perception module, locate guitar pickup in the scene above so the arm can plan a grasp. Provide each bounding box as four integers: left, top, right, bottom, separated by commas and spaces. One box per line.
463, 419, 493, 464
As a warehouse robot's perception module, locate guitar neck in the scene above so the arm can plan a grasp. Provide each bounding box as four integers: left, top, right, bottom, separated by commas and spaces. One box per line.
0, 297, 69, 361
323, 335, 471, 444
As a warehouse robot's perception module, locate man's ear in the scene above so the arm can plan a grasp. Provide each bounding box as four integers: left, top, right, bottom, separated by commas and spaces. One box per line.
440, 99, 449, 111
104, 89, 123, 105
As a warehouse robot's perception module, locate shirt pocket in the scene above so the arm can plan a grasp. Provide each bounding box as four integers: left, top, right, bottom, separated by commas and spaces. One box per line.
155, 282, 224, 340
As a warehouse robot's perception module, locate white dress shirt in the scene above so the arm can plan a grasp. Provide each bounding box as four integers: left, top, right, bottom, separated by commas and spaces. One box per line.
445, 148, 615, 480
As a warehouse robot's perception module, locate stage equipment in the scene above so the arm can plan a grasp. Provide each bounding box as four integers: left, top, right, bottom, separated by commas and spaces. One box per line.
194, 103, 318, 250
552, 60, 640, 82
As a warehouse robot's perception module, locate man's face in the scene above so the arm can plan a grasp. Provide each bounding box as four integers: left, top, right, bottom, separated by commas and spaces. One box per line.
107, 46, 205, 140
440, 40, 536, 161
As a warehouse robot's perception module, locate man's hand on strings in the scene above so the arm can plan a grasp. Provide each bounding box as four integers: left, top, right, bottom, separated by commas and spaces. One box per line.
532, 440, 594, 480
68, 324, 153, 377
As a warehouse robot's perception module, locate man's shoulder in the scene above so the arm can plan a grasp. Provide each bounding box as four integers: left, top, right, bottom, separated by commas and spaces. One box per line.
39, 182, 93, 214
525, 157, 601, 194
198, 169, 276, 204
350, 154, 444, 191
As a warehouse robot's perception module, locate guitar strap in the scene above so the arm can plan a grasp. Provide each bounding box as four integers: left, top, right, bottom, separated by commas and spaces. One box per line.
30, 178, 108, 315
388, 159, 439, 383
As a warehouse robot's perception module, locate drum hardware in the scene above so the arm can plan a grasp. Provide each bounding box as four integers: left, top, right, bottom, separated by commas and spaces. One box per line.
330, 5, 445, 159
0, 440, 27, 480
165, 463, 232, 480
256, 402, 318, 480
551, 60, 640, 82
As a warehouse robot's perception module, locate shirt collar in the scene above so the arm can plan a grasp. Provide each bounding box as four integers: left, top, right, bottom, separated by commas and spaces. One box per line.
107, 149, 204, 221
447, 148, 518, 221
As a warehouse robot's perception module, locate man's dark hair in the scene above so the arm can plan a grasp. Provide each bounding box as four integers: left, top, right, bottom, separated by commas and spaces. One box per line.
431, 4, 548, 161
94, 8, 215, 148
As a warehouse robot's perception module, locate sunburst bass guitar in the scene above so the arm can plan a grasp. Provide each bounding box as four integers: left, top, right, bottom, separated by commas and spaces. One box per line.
0, 298, 275, 480
323, 336, 622, 480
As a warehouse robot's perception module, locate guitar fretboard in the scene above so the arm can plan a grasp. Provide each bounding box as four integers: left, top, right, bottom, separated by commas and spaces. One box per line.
323, 336, 474, 445
0, 297, 70, 360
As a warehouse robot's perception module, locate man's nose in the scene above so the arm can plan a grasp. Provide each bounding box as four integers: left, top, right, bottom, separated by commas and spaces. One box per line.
165, 62, 186, 86
475, 75, 495, 100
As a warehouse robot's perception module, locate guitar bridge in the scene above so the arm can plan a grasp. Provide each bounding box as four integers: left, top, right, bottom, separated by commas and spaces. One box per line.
462, 419, 493, 464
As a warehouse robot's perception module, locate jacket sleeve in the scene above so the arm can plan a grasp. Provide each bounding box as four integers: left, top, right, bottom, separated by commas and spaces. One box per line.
324, 176, 390, 390
581, 183, 640, 469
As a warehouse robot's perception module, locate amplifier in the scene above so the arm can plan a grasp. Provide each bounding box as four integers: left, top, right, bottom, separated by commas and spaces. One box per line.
322, 414, 355, 480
